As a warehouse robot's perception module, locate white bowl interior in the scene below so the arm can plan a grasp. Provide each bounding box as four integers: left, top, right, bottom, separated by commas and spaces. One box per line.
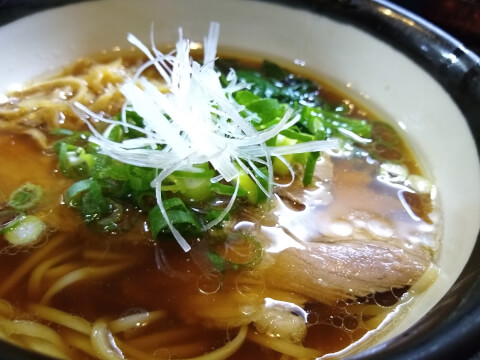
1, 0, 479, 352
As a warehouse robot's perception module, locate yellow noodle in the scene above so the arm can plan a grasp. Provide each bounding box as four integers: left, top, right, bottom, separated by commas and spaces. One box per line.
82, 249, 131, 262
116, 341, 155, 360
63, 330, 98, 358
409, 263, 439, 295
0, 318, 67, 351
44, 262, 83, 280
109, 310, 166, 334
362, 312, 389, 330
20, 336, 69, 360
0, 329, 25, 348
181, 325, 247, 360
0, 64, 129, 131
27, 303, 92, 335
156, 340, 208, 359
82, 59, 125, 93
247, 330, 322, 359
16, 99, 71, 112
194, 305, 254, 320
127, 327, 199, 349
0, 299, 14, 318
343, 304, 392, 316
361, 266, 439, 332
22, 104, 79, 130
0, 106, 23, 117
184, 293, 262, 328
28, 247, 80, 298
0, 76, 86, 124
10, 76, 87, 99
19, 128, 48, 149
0, 233, 66, 297
41, 261, 135, 304
91, 318, 125, 360
232, 272, 308, 305
90, 89, 123, 113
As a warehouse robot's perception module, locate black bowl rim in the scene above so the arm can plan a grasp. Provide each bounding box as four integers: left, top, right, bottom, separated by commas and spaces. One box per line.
0, 0, 479, 359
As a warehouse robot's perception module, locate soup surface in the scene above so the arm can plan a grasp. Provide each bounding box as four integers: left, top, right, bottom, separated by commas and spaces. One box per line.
0, 35, 440, 360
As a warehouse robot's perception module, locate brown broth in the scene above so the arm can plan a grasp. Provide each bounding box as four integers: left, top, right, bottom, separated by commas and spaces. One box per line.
0, 54, 439, 359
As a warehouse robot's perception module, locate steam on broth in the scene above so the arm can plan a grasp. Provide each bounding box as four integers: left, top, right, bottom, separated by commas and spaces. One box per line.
0, 24, 439, 360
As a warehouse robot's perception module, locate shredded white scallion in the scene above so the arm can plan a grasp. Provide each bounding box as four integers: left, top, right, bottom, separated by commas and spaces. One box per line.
73, 22, 339, 252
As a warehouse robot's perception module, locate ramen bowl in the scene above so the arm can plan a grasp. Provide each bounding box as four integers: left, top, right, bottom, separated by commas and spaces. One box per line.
0, 0, 479, 359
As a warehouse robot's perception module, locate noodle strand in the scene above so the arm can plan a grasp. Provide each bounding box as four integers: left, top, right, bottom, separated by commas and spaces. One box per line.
181, 325, 247, 360
41, 261, 136, 304
28, 247, 81, 299
0, 234, 66, 297
63, 330, 98, 358
27, 303, 92, 335
127, 327, 198, 349
247, 330, 323, 359
91, 319, 125, 360
20, 336, 69, 359
0, 299, 14, 318
109, 310, 166, 334
0, 318, 67, 353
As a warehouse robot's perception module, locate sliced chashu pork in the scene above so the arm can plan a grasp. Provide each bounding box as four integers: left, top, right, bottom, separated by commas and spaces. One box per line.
262, 237, 431, 305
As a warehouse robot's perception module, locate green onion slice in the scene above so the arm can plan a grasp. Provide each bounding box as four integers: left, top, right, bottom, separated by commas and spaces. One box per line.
65, 179, 94, 207
4, 215, 46, 246
58, 142, 94, 179
210, 183, 247, 198
149, 198, 202, 239
8, 183, 43, 211
302, 152, 320, 186
0, 210, 25, 235
208, 233, 262, 273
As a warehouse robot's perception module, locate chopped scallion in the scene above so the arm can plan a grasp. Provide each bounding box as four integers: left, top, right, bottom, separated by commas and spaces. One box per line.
8, 183, 43, 211
303, 152, 320, 186
0, 211, 25, 235
149, 198, 201, 238
4, 215, 46, 246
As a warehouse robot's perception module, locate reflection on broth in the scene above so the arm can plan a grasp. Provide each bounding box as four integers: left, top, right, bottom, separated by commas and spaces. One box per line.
0, 26, 439, 360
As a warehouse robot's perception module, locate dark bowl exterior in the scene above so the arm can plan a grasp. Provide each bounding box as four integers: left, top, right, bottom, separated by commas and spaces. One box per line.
0, 0, 478, 359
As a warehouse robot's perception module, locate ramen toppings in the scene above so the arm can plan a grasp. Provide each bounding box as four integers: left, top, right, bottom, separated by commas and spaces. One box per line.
70, 22, 342, 251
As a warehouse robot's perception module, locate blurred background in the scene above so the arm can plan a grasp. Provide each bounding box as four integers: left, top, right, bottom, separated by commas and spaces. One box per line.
392, 0, 480, 53
0, 0, 479, 54
1, 0, 479, 53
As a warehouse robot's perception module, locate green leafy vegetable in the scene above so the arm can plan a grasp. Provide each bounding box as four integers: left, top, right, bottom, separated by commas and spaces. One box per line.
231, 60, 323, 108
300, 107, 372, 141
